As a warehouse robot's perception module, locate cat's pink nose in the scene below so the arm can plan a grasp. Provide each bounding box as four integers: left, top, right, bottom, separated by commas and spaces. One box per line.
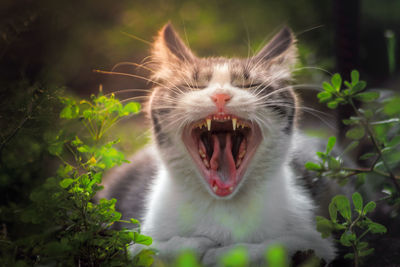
211, 93, 231, 113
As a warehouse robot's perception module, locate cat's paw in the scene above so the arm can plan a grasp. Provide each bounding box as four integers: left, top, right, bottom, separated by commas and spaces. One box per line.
153, 235, 218, 260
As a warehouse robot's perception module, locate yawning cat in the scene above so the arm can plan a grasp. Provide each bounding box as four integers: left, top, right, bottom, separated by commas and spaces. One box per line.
99, 23, 341, 266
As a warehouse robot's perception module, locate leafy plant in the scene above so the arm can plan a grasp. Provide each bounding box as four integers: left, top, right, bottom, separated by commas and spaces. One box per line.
306, 70, 400, 266
316, 193, 386, 267
2, 89, 154, 266
308, 70, 400, 197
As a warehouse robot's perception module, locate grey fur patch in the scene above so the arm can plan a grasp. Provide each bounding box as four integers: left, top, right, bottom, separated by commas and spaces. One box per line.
96, 146, 158, 229
290, 134, 352, 218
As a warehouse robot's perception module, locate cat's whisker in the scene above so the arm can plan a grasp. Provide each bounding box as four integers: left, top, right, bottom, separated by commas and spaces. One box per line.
105, 88, 151, 96
94, 69, 165, 87
251, 83, 320, 102
254, 102, 336, 130
111, 61, 156, 74
293, 66, 332, 76
119, 96, 151, 103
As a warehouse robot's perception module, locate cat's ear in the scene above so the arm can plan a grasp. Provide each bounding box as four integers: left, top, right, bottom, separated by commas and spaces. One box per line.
152, 23, 195, 64
253, 27, 297, 66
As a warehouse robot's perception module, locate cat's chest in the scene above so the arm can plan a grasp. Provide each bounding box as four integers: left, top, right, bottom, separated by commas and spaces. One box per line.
145, 170, 290, 244
177, 196, 285, 244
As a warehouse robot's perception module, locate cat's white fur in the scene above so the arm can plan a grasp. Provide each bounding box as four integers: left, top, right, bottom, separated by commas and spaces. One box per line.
134, 62, 336, 265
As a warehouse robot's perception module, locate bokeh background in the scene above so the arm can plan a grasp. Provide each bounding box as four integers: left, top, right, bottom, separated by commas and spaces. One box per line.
0, 0, 399, 261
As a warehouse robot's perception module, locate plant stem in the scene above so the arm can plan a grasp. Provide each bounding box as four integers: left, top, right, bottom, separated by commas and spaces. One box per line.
342, 167, 400, 179
352, 243, 359, 267
348, 99, 400, 192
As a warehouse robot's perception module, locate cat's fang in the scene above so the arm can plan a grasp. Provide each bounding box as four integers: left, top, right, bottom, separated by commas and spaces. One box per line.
207, 119, 212, 131
232, 118, 237, 131
213, 185, 218, 192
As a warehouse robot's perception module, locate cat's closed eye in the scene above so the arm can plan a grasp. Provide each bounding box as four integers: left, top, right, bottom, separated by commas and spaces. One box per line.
240, 83, 262, 89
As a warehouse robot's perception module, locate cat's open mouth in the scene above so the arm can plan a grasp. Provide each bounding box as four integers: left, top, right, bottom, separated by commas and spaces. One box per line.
182, 114, 262, 197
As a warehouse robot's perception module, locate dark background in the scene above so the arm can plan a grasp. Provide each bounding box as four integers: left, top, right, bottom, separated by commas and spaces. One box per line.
0, 0, 399, 264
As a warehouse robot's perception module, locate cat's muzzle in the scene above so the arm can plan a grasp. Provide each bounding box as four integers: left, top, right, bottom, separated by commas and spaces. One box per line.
182, 114, 262, 198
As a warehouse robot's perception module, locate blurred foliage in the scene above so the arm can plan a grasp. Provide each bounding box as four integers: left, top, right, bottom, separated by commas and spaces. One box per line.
306, 70, 400, 266
1, 92, 154, 266
316, 193, 386, 267
308, 70, 400, 197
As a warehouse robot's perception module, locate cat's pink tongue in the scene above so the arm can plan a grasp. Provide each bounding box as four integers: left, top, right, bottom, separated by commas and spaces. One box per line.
210, 133, 236, 194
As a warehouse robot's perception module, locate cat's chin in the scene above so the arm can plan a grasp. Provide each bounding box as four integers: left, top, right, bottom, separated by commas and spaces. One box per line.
182, 114, 262, 198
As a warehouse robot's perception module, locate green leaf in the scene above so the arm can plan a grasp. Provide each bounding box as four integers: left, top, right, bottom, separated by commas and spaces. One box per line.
316, 151, 326, 160
388, 135, 400, 147
305, 162, 322, 171
328, 157, 341, 171
350, 81, 367, 94
133, 249, 155, 267
220, 246, 249, 267
316, 216, 334, 238
60, 105, 79, 119
340, 232, 356, 247
265, 244, 287, 267
60, 178, 74, 188
383, 97, 400, 115
130, 218, 140, 224
346, 126, 365, 140
359, 152, 376, 160
322, 82, 335, 93
77, 145, 90, 153
351, 70, 360, 85
344, 253, 354, 259
368, 222, 387, 234
342, 141, 359, 154
328, 202, 337, 222
134, 233, 152, 246
352, 192, 363, 213
122, 102, 141, 115
48, 142, 63, 156
176, 251, 200, 267
327, 100, 338, 109
326, 136, 336, 154
359, 248, 374, 257
342, 117, 361, 125
354, 91, 380, 102
332, 195, 351, 220
331, 73, 342, 91
363, 201, 376, 215
317, 91, 332, 103
356, 173, 366, 188
71, 136, 83, 146
358, 241, 369, 250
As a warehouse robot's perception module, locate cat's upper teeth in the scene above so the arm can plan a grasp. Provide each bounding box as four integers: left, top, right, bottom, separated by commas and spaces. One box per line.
195, 115, 250, 131
206, 119, 212, 131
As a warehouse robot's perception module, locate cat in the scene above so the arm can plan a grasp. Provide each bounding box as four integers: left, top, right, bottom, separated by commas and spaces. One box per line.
99, 23, 344, 266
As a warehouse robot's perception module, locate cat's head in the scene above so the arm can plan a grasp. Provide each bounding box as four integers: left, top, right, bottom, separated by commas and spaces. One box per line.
148, 23, 298, 199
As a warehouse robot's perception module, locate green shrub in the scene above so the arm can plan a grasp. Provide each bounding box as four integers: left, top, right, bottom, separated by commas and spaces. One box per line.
1, 89, 154, 266
307, 70, 400, 267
